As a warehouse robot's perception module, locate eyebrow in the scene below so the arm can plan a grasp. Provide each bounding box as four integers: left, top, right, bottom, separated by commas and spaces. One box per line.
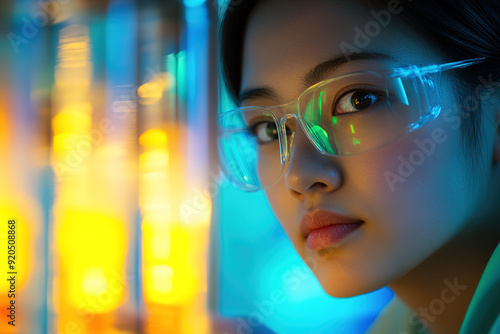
238, 52, 394, 105
302, 52, 395, 87
238, 87, 278, 106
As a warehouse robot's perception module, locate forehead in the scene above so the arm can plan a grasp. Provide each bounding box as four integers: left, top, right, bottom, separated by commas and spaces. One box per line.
240, 0, 441, 100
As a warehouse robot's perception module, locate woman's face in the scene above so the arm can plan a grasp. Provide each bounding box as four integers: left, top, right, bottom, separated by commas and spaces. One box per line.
239, 0, 495, 297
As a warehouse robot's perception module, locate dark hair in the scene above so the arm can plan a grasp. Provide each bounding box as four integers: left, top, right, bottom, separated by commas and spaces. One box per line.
219, 0, 500, 165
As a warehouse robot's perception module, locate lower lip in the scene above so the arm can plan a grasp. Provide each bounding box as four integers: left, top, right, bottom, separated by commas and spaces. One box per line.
306, 222, 364, 250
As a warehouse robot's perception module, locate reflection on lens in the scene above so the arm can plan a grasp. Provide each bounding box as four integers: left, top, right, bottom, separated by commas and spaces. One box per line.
218, 69, 441, 190
299, 71, 422, 155
218, 109, 284, 191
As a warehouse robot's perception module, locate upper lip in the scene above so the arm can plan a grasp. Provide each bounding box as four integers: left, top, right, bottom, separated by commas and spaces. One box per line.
300, 209, 364, 237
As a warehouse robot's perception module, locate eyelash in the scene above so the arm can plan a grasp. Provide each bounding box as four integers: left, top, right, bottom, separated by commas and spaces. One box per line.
249, 120, 293, 145
332, 85, 387, 115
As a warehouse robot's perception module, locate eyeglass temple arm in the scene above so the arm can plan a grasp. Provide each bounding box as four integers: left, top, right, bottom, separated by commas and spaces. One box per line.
392, 57, 486, 78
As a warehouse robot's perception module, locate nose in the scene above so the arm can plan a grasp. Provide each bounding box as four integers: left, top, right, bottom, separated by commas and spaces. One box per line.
284, 123, 344, 199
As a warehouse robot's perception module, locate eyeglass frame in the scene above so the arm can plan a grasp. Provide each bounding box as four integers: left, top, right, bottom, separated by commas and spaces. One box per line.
217, 57, 486, 190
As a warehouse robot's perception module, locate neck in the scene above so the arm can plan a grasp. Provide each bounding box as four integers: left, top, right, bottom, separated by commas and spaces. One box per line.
388, 223, 499, 334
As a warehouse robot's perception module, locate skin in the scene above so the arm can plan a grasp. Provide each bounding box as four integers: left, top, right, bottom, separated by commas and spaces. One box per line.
238, 0, 500, 332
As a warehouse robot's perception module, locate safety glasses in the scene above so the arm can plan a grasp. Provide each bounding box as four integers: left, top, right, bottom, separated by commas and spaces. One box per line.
217, 57, 485, 191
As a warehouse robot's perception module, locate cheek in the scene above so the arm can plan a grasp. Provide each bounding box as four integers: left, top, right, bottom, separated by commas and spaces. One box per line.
348, 115, 471, 247
264, 115, 473, 245
265, 180, 302, 238
261, 106, 483, 297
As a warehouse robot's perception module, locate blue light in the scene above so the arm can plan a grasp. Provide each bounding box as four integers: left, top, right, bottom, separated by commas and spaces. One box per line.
106, 0, 137, 87
184, 0, 206, 8
185, 4, 209, 187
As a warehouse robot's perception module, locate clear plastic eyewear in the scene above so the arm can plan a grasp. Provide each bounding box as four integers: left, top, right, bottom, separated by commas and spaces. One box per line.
217, 57, 485, 191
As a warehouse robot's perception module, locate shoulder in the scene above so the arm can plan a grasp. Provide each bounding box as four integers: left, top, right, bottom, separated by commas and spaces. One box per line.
459, 241, 500, 334
368, 242, 500, 334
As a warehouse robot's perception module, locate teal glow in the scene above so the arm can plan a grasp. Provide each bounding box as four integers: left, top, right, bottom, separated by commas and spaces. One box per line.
393, 77, 409, 106
318, 90, 324, 119
184, 0, 206, 7
310, 125, 335, 154
303, 98, 315, 124
166, 53, 176, 85
177, 50, 186, 111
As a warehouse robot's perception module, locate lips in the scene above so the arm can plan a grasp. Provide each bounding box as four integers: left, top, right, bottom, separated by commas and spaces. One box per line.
300, 209, 364, 250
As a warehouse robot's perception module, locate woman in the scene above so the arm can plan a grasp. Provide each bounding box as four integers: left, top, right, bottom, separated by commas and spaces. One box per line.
217, 0, 500, 333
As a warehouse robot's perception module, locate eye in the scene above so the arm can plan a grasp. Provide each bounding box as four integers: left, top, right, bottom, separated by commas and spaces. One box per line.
250, 121, 279, 144
334, 90, 380, 115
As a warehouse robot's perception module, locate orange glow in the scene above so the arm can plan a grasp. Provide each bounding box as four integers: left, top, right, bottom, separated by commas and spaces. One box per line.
52, 25, 94, 180
150, 265, 174, 294
0, 197, 35, 334
0, 204, 32, 295
138, 82, 163, 99
57, 211, 127, 313
0, 102, 9, 152
139, 125, 210, 334
137, 72, 175, 105
1, 2, 214, 332
52, 104, 92, 134
139, 129, 168, 149
52, 23, 131, 333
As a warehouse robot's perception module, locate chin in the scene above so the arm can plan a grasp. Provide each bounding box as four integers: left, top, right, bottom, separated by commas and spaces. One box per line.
318, 276, 379, 298
303, 254, 388, 298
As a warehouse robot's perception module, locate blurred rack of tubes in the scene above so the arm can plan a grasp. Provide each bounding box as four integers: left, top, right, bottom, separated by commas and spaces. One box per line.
0, 0, 220, 333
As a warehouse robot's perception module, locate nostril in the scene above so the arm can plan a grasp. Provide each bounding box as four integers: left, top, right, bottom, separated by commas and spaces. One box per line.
310, 182, 328, 191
